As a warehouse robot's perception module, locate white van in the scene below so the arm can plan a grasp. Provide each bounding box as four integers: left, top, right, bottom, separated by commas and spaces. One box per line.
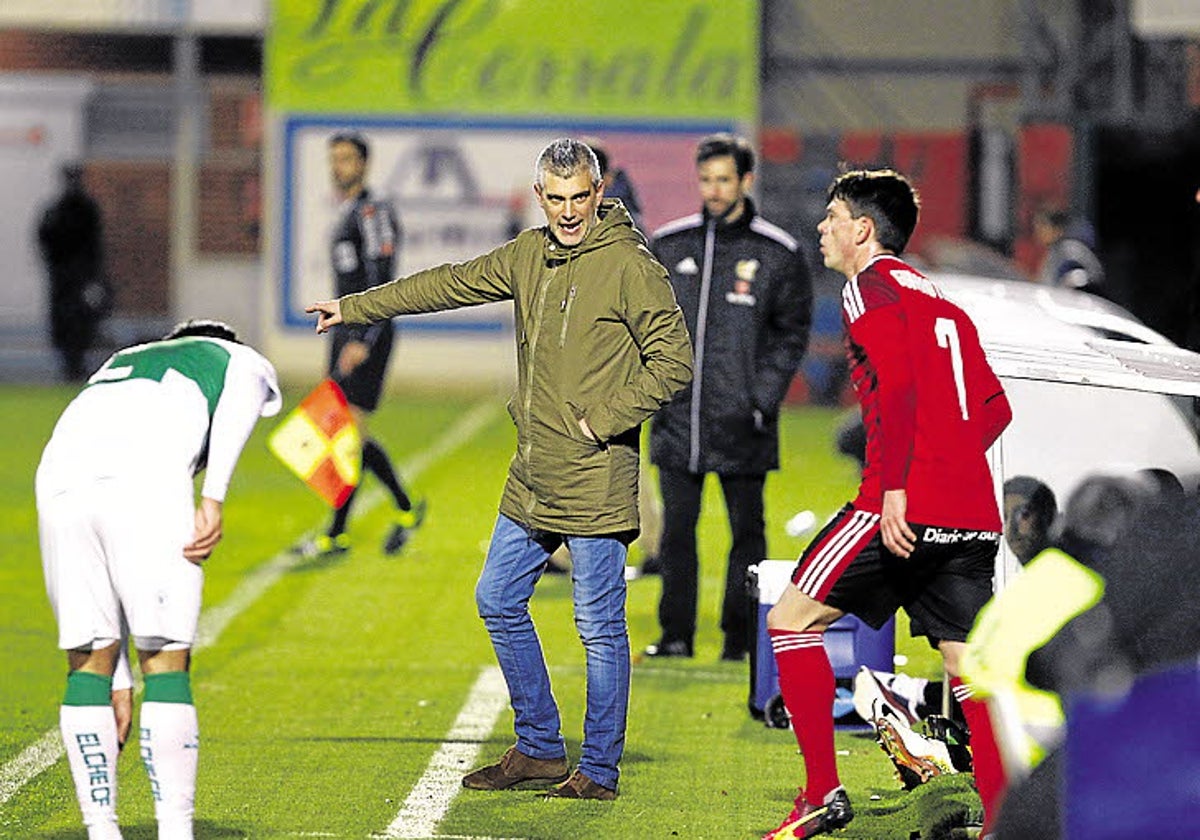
932, 274, 1200, 585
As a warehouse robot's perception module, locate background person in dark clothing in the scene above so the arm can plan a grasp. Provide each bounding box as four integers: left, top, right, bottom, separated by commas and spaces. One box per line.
37, 163, 110, 381
646, 133, 812, 661
1032, 207, 1107, 298
993, 472, 1200, 840
294, 132, 424, 559
589, 141, 644, 232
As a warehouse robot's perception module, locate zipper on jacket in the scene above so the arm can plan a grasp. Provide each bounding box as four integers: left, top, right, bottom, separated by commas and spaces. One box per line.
524, 262, 558, 467
689, 219, 716, 472
558, 283, 577, 348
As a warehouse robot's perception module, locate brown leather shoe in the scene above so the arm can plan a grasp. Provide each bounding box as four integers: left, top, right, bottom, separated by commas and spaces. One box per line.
543, 769, 617, 800
461, 746, 569, 790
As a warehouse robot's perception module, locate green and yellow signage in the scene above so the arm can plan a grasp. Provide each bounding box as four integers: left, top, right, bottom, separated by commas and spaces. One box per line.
267, 0, 759, 121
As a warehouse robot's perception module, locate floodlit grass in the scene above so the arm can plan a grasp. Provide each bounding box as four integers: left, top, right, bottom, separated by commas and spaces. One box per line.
1, 382, 973, 839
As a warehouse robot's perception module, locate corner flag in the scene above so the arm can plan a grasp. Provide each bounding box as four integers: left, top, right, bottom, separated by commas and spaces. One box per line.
268, 379, 361, 507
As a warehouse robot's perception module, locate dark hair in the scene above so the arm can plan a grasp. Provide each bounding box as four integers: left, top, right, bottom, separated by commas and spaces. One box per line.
696, 133, 755, 178
535, 138, 600, 186
827, 168, 920, 254
329, 132, 369, 162
164, 318, 240, 344
1005, 476, 1058, 528
1058, 474, 1155, 556
1003, 475, 1058, 564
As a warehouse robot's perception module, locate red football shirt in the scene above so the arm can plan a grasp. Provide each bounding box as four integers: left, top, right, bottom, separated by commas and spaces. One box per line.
843, 255, 1011, 530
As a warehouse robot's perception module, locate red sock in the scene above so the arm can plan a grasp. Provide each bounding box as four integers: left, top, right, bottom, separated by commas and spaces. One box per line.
771, 629, 839, 802
952, 677, 1007, 834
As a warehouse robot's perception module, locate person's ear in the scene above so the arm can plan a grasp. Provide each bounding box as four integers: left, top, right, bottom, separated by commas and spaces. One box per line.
854, 215, 874, 246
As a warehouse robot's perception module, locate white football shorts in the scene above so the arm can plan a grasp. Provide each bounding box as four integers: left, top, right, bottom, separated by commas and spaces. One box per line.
38, 476, 202, 651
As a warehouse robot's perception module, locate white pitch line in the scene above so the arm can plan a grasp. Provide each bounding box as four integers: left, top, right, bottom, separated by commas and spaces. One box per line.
377, 666, 511, 840
0, 730, 62, 806
0, 400, 501, 808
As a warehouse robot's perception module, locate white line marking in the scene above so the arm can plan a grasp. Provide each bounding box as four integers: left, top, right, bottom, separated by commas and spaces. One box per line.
0, 400, 501, 808
0, 730, 62, 805
377, 666, 511, 840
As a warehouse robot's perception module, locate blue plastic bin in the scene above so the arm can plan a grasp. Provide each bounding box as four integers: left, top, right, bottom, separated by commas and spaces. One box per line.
748, 560, 895, 727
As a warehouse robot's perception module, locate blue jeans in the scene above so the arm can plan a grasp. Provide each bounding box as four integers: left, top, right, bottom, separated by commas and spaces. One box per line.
475, 514, 630, 789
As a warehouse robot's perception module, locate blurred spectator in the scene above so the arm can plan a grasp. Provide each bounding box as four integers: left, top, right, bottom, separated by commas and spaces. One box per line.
1032, 208, 1107, 298
37, 163, 111, 381
1000, 475, 1059, 565
991, 471, 1200, 840
589, 141, 643, 232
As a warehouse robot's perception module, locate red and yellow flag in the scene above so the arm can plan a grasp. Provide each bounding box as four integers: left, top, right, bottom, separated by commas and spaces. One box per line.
268, 379, 361, 508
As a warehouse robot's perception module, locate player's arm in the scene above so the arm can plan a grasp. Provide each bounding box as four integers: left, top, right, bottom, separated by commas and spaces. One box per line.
853, 305, 918, 557
189, 353, 281, 561
961, 317, 1013, 449
111, 639, 134, 749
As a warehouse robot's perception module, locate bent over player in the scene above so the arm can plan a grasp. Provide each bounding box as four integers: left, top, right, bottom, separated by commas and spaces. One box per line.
37, 319, 281, 840
760, 170, 1012, 839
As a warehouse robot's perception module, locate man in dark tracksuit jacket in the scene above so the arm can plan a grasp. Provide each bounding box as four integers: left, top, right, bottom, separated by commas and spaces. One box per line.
296, 132, 422, 558
647, 134, 812, 660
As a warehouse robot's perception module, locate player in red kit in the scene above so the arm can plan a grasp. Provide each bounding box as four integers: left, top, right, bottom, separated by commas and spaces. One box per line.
760, 169, 1012, 840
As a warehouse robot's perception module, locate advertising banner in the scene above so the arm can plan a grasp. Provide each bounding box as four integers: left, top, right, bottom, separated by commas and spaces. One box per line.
267, 0, 758, 121
269, 0, 759, 331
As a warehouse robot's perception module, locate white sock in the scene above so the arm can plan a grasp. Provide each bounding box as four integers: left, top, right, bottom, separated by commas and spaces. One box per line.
139, 701, 198, 840
60, 704, 124, 840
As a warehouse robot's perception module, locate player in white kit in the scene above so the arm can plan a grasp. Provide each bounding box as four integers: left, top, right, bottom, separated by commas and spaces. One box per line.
36, 319, 281, 840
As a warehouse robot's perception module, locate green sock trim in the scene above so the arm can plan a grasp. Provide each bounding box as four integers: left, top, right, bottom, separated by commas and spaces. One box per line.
63, 671, 113, 706
143, 671, 194, 704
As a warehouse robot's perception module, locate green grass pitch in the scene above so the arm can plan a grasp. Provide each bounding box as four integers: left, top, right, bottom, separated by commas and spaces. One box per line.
0, 382, 978, 839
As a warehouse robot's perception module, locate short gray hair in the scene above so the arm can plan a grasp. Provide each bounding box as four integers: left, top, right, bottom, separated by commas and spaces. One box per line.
535, 138, 600, 188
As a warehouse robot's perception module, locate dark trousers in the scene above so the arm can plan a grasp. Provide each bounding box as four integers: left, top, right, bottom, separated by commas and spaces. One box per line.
656, 467, 765, 651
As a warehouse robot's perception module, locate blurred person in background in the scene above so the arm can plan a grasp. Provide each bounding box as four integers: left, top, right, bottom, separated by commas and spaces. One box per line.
37, 319, 281, 840
293, 132, 425, 560
646, 132, 812, 662
306, 138, 692, 800
37, 162, 111, 381
589, 140, 643, 232
1032, 207, 1107, 298
761, 169, 1011, 839
991, 470, 1199, 840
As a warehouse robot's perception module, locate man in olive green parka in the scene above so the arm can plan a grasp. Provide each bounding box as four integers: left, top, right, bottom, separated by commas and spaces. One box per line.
307, 138, 692, 799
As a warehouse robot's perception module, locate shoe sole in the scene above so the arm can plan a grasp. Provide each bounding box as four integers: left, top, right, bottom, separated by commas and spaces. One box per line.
875, 719, 954, 789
